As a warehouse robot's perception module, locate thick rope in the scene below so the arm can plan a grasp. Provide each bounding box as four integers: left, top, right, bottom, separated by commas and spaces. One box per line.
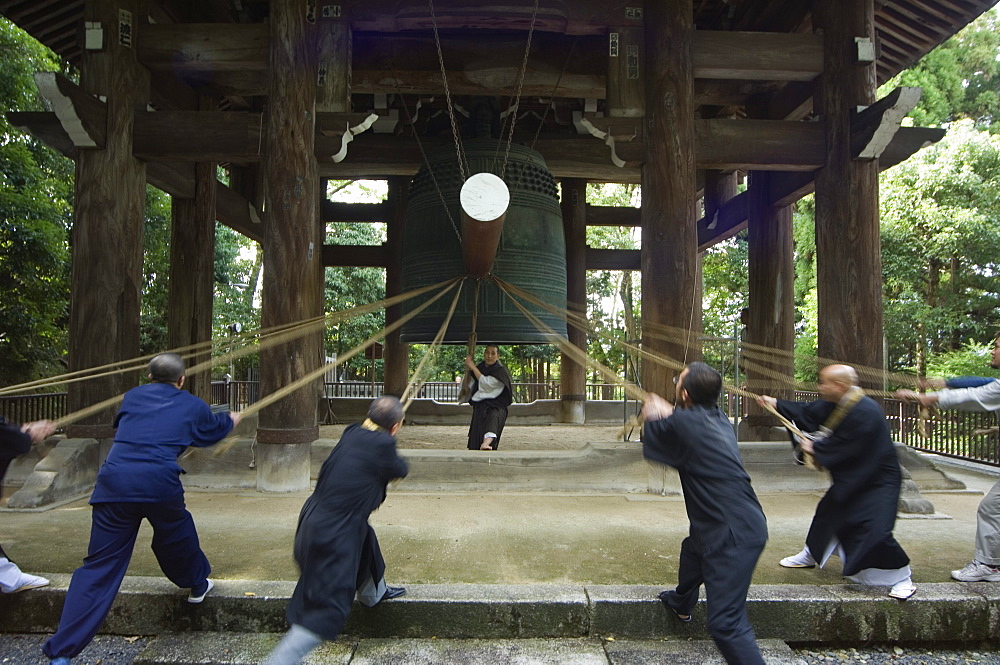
49, 279, 460, 430
4, 280, 455, 397
402, 278, 465, 410
204, 277, 464, 457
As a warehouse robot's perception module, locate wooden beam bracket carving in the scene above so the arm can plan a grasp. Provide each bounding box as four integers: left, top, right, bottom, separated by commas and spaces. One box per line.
33, 72, 107, 148
851, 86, 922, 160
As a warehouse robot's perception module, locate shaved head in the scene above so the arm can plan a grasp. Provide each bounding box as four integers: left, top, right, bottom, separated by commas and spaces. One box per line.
817, 364, 858, 402
148, 353, 185, 384
820, 364, 858, 387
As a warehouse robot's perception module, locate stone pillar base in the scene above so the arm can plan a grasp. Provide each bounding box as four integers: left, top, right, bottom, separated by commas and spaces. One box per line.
7, 438, 101, 509
560, 397, 585, 424
256, 443, 311, 492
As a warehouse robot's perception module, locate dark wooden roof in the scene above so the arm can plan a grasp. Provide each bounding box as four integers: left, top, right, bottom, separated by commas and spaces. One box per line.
1, 0, 994, 86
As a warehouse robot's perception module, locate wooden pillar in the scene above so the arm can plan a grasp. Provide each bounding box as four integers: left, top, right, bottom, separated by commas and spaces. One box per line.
168, 157, 217, 403
703, 171, 737, 229
607, 11, 645, 118
560, 179, 587, 424
167, 95, 217, 403
743, 170, 795, 439
383, 177, 409, 397
641, 0, 699, 399
813, 0, 883, 377
66, 0, 149, 439
258, 0, 322, 492
317, 4, 351, 114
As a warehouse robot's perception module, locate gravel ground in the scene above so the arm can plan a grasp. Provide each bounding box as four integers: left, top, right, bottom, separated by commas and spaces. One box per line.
0, 635, 150, 664
794, 646, 1000, 664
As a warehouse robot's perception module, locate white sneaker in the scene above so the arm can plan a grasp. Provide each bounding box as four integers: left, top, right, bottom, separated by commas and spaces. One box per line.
779, 548, 816, 568
889, 578, 916, 599
7, 573, 49, 593
188, 578, 214, 604
951, 560, 1000, 582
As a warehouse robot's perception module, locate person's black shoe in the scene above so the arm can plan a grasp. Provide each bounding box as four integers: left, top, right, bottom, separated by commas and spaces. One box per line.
658, 590, 692, 623
379, 585, 406, 603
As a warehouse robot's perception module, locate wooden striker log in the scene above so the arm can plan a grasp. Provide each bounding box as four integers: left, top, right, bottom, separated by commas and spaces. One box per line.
460, 172, 509, 278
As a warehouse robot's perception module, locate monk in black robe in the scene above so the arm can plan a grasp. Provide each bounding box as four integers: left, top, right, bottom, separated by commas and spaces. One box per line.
643, 362, 768, 665
265, 396, 409, 665
758, 364, 915, 599
464, 344, 513, 450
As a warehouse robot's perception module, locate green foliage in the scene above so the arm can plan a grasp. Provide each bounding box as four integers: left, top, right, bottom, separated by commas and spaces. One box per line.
880, 120, 1000, 370
923, 341, 1000, 379
212, 224, 261, 379
882, 9, 1000, 129
791, 196, 820, 383
139, 187, 171, 354
0, 18, 72, 385
325, 182, 388, 380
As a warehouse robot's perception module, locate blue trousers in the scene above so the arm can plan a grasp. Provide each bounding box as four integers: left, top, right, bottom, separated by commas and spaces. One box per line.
663, 536, 766, 665
43, 499, 210, 659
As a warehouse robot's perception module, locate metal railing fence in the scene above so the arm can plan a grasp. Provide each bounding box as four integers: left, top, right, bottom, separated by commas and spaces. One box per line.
0, 392, 67, 428
4, 384, 996, 465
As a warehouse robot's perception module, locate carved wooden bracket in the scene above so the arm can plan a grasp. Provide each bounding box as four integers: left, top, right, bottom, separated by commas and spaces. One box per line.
33, 72, 107, 149
851, 86, 922, 160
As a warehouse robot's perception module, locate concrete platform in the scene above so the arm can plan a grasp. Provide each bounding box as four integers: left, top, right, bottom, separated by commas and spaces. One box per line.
2, 576, 998, 645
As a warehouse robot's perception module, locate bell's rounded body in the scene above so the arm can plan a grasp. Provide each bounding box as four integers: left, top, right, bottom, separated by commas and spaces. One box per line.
400, 140, 567, 344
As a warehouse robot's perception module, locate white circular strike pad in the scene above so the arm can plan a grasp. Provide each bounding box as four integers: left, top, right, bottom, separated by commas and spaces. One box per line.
460, 172, 510, 222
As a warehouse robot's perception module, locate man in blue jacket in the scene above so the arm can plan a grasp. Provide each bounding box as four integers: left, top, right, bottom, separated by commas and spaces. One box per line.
642, 362, 768, 665
44, 353, 241, 665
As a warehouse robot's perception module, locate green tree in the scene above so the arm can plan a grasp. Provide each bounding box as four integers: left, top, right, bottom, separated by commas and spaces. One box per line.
0, 18, 72, 386
883, 8, 1000, 129
880, 119, 1000, 375
139, 186, 171, 354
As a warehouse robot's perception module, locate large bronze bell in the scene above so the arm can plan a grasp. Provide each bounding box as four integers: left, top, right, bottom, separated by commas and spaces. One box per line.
400, 139, 567, 344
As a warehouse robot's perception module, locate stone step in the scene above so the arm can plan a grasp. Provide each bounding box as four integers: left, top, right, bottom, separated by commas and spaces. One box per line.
131, 634, 805, 665
2, 576, 997, 645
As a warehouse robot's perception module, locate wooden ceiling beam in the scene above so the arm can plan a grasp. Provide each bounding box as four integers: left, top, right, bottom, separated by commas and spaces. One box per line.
132, 111, 263, 162
585, 248, 640, 271
585, 205, 640, 226
693, 31, 823, 80
138, 25, 822, 99
128, 111, 826, 174
696, 126, 945, 251
321, 201, 389, 224
879, 7, 941, 47
4, 111, 261, 242
695, 118, 825, 170
694, 80, 785, 107
321, 244, 389, 268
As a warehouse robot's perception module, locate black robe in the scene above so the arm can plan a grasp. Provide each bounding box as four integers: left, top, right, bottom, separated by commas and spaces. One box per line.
775, 396, 909, 576
467, 360, 513, 450
0, 417, 32, 561
643, 406, 768, 552
286, 423, 409, 640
